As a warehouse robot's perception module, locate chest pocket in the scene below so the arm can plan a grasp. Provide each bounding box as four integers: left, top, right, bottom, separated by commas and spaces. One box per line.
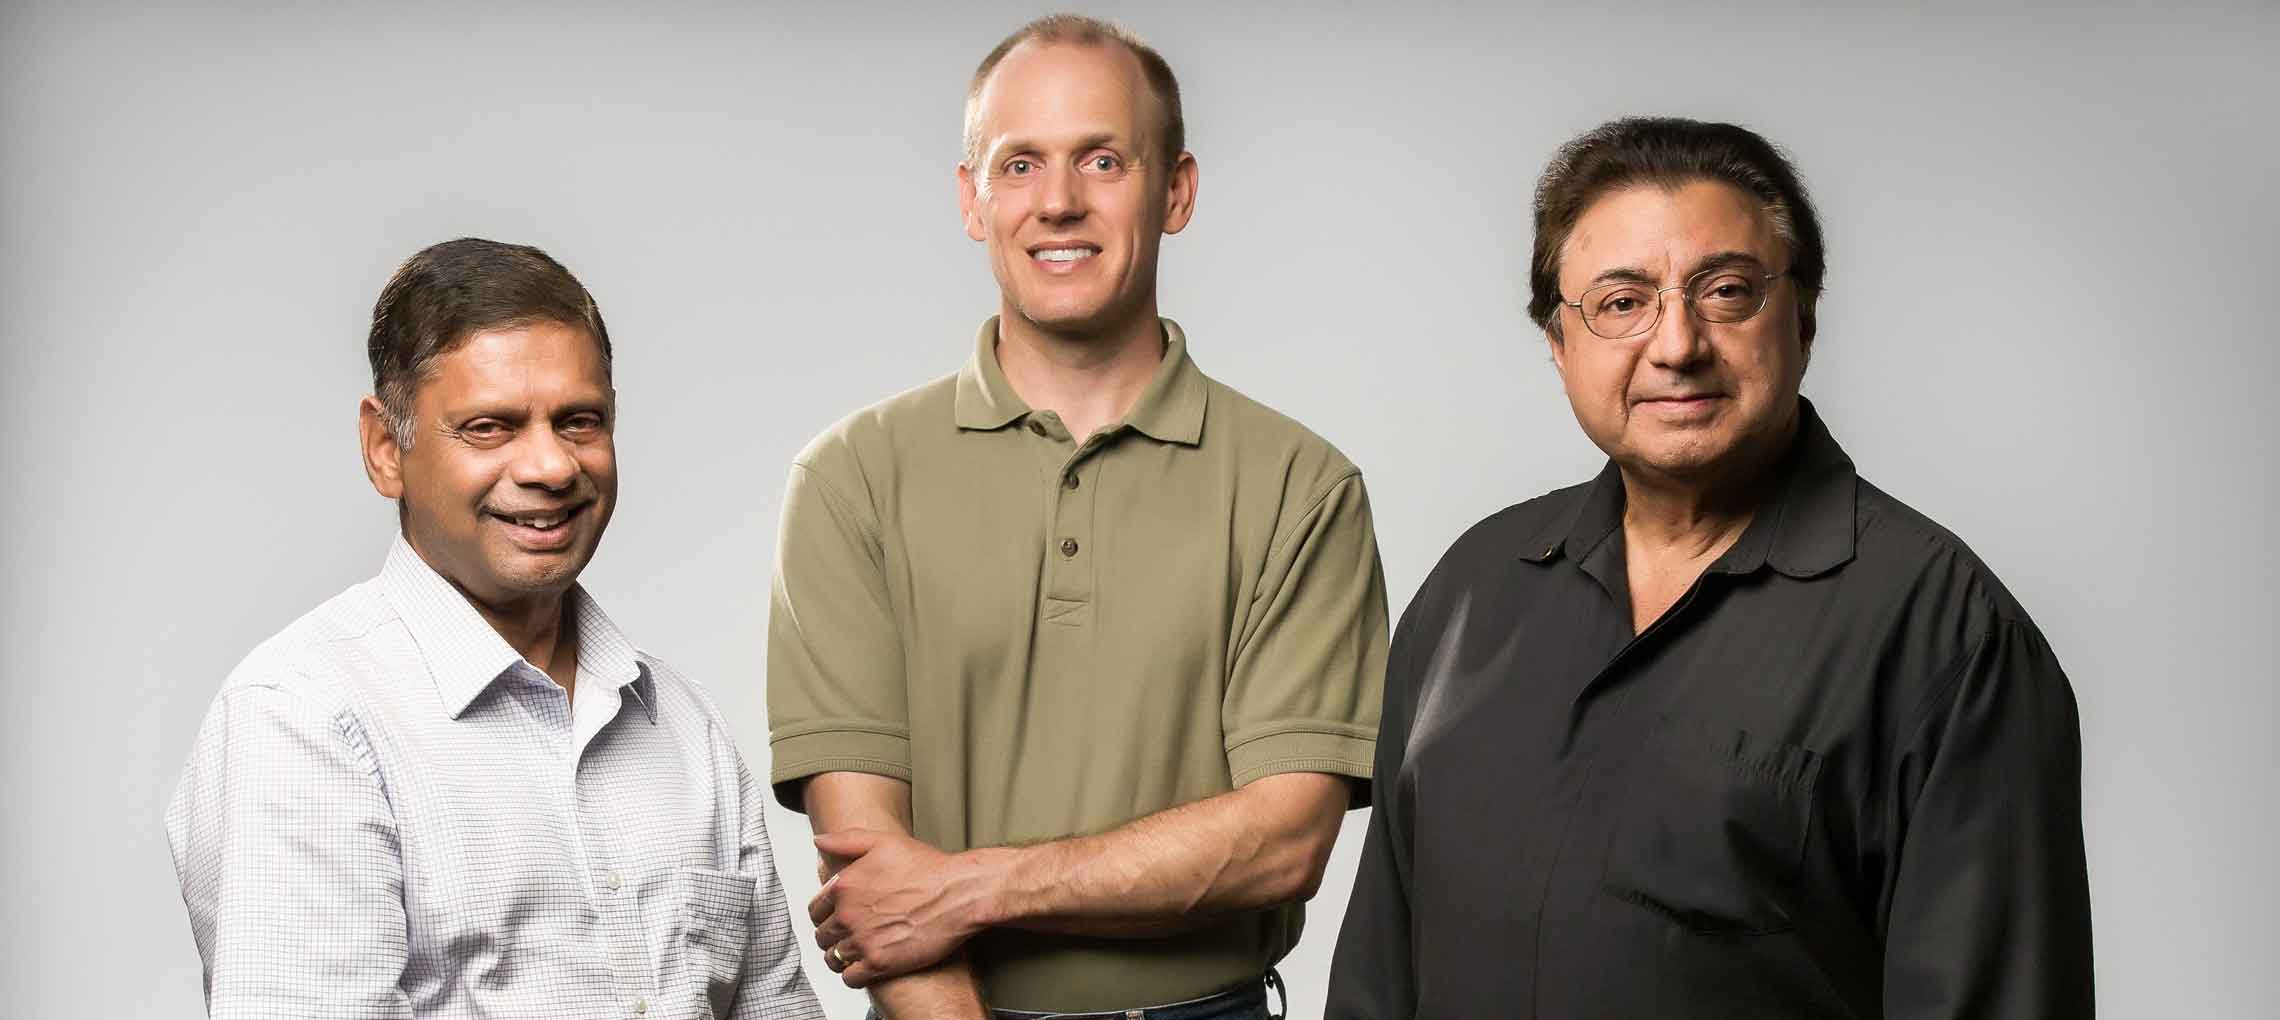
663, 866, 758, 1018
1600, 723, 1821, 935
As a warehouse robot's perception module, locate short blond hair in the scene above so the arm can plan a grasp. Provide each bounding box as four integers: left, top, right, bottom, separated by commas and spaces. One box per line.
962, 14, 1185, 168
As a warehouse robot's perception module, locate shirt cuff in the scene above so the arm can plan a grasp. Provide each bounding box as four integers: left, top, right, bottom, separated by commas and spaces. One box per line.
1226, 723, 1376, 798
768, 723, 912, 811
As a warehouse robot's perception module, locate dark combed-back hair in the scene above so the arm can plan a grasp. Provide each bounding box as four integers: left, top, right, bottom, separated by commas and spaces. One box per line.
1528, 117, 1826, 342
366, 238, 610, 446
963, 13, 1185, 168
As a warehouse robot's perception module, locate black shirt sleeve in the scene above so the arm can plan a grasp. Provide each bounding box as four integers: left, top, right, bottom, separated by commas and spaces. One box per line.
1881, 618, 2095, 1018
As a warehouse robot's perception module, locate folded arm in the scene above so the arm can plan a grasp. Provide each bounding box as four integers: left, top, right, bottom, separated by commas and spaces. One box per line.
812, 770, 1349, 985
804, 771, 988, 1016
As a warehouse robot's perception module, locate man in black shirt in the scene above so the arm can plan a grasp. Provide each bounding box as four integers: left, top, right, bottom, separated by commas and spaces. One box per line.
1326, 117, 2093, 1018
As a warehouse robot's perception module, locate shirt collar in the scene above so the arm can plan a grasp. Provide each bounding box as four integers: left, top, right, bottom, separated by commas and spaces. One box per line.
1517, 398, 1858, 580
951, 315, 1208, 446
379, 537, 656, 721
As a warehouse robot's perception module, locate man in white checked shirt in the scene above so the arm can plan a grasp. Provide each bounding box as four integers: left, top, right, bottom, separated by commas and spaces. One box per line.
166, 238, 824, 1020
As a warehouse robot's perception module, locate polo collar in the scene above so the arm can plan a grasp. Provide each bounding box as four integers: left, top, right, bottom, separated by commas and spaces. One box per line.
1517, 398, 1859, 580
379, 537, 655, 721
951, 316, 1208, 446
953, 317, 1031, 430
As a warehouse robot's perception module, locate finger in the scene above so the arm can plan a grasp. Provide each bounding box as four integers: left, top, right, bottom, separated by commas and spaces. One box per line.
840, 961, 875, 989
813, 916, 849, 951
825, 939, 857, 972
807, 876, 837, 926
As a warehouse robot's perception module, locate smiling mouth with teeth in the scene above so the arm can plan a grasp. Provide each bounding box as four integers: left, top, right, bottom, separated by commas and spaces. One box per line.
1033, 248, 1096, 263
491, 506, 580, 531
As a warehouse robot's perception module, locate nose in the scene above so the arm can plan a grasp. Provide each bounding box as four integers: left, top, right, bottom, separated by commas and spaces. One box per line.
1035, 162, 1085, 224
1642, 286, 1711, 370
508, 425, 580, 492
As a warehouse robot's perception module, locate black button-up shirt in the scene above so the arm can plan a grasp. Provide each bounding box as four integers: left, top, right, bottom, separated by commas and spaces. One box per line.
1327, 402, 2092, 1018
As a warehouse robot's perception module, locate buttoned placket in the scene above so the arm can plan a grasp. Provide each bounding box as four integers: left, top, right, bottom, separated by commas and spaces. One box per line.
1026, 411, 1107, 629
524, 662, 657, 1018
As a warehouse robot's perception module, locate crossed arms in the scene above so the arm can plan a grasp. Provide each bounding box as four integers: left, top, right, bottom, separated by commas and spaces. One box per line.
801, 769, 1349, 1016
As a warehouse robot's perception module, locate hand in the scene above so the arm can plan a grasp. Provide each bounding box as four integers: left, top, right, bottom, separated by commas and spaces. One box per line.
810, 828, 1005, 988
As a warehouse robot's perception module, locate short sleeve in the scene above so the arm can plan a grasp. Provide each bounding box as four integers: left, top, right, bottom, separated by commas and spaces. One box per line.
1222, 471, 1388, 795
165, 682, 414, 1019
766, 459, 911, 810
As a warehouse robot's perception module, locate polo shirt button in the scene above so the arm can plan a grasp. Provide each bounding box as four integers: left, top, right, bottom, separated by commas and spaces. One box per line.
1063, 473, 1080, 490
1060, 538, 1079, 557
1028, 420, 1048, 436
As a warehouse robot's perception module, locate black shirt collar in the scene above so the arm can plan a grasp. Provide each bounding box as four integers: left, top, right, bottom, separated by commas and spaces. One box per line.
1519, 398, 1858, 580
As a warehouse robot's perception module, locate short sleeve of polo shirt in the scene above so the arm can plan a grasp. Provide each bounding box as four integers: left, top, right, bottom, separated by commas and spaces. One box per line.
765, 457, 909, 807
1222, 470, 1387, 796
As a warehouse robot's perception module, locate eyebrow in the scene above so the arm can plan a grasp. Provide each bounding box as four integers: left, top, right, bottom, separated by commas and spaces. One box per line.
991, 132, 1124, 161
1585, 250, 1770, 288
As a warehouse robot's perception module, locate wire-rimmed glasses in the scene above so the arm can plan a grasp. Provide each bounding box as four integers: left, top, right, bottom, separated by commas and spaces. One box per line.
1562, 262, 1789, 340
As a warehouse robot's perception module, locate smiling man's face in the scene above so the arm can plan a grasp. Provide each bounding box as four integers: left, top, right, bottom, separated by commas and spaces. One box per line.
1549, 179, 1811, 486
364, 320, 617, 615
959, 39, 1195, 338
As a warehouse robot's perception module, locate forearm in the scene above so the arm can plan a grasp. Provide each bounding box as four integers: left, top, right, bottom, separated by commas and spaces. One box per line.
980, 771, 1349, 936
862, 956, 986, 1020
805, 772, 988, 1017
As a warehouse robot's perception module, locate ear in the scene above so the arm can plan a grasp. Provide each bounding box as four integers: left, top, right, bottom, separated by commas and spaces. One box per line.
957, 162, 987, 242
358, 396, 405, 500
1161, 151, 1199, 235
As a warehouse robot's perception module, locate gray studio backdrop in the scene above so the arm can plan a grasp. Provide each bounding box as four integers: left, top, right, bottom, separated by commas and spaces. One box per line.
2, 2, 2273, 1016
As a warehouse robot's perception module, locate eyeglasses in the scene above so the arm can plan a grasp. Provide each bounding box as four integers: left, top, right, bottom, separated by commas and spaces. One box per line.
1561, 264, 1788, 341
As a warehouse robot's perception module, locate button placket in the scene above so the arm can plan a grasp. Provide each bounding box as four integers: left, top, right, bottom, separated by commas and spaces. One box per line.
1043, 444, 1100, 615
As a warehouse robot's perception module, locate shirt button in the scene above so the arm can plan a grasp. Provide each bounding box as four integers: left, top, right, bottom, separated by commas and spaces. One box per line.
606, 870, 622, 891
1059, 538, 1079, 557
1027, 420, 1048, 437
1063, 473, 1080, 490
633, 998, 648, 1016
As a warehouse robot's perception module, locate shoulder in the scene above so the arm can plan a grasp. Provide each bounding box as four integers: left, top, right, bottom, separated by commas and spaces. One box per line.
198, 578, 406, 742
1394, 479, 1593, 636
1203, 376, 1362, 496
1850, 475, 2038, 634
1443, 480, 1591, 578
792, 372, 959, 483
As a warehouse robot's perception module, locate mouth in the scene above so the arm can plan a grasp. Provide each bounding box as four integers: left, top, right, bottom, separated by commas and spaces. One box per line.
1635, 393, 1727, 417
1027, 243, 1100, 266
485, 502, 590, 549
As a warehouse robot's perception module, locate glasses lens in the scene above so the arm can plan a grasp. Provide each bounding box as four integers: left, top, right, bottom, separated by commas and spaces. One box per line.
1689, 271, 1771, 323
1579, 283, 1658, 339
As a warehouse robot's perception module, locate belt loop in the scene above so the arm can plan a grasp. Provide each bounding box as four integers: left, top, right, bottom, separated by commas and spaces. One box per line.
1264, 969, 1287, 1020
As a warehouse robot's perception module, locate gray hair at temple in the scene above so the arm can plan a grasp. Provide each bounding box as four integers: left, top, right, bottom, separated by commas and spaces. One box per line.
366, 238, 612, 447
962, 13, 1186, 169
1527, 117, 1827, 344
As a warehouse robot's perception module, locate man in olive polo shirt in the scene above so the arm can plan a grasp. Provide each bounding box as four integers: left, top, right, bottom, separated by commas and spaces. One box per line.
765, 14, 1386, 1020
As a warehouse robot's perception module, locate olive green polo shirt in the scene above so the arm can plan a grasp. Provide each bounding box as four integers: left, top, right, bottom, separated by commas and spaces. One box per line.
766, 317, 1387, 1011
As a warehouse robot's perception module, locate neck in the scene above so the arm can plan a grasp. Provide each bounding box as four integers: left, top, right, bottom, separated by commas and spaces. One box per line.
995, 300, 1166, 441
473, 596, 575, 681
1619, 410, 1799, 561
411, 537, 581, 699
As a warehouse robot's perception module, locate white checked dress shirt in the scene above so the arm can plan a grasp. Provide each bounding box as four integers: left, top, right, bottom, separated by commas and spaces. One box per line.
167, 539, 824, 1020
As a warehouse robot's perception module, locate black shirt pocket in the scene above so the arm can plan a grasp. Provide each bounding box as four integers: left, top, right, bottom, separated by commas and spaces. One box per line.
1601, 723, 1822, 936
